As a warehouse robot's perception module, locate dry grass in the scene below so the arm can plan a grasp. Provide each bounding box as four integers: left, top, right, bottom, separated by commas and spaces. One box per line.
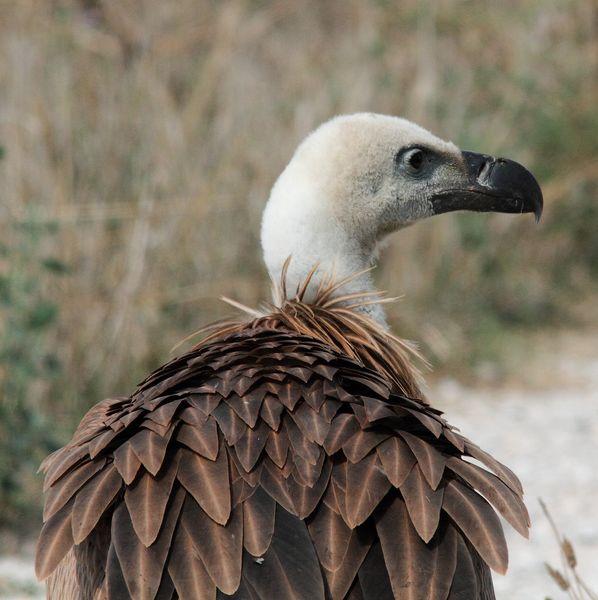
0, 0, 597, 529
541, 499, 598, 600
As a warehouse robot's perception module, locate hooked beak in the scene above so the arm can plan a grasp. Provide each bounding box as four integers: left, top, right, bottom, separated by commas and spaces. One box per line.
431, 151, 543, 222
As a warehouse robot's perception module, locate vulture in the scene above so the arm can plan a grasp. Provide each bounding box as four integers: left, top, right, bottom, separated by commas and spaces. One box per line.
36, 113, 543, 600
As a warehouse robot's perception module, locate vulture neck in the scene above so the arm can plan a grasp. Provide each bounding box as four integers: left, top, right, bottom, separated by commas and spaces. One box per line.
262, 170, 389, 326
270, 229, 388, 326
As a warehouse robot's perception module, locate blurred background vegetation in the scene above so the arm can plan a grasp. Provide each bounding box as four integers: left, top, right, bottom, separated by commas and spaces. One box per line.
0, 0, 596, 534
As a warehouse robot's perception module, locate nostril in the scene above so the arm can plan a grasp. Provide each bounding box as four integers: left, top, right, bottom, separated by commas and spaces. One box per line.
477, 158, 494, 181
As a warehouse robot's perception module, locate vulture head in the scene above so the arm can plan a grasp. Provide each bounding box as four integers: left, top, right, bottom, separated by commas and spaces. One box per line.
262, 113, 542, 320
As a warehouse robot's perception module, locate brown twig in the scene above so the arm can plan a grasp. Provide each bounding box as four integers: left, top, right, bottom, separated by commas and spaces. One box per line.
540, 498, 598, 600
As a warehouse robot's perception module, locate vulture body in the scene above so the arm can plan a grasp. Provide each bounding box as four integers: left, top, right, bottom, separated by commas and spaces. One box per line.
36, 113, 543, 599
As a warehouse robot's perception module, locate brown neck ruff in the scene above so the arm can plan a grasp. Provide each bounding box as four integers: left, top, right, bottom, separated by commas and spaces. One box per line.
189, 264, 426, 400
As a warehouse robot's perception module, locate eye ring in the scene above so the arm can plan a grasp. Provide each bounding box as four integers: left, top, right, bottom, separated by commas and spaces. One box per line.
403, 148, 425, 173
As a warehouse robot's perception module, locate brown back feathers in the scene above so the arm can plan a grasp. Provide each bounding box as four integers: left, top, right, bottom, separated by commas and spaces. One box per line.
36, 276, 529, 599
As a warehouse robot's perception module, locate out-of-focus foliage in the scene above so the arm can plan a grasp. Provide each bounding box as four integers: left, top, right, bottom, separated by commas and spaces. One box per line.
0, 0, 596, 532
0, 219, 65, 528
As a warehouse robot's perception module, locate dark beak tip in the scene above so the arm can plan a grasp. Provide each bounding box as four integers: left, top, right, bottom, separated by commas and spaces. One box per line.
531, 181, 544, 224
534, 203, 543, 224
488, 153, 544, 224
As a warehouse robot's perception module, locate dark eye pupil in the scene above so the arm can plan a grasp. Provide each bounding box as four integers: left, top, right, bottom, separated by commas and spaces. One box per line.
408, 150, 424, 169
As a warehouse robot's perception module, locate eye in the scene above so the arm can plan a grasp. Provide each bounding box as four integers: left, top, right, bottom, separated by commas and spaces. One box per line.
403, 148, 425, 173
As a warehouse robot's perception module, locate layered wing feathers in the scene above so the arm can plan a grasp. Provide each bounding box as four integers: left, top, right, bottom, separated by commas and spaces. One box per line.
37, 326, 528, 599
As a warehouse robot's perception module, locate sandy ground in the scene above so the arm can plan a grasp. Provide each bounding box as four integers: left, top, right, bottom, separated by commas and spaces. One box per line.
1, 332, 596, 599
434, 376, 598, 598
431, 329, 598, 599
